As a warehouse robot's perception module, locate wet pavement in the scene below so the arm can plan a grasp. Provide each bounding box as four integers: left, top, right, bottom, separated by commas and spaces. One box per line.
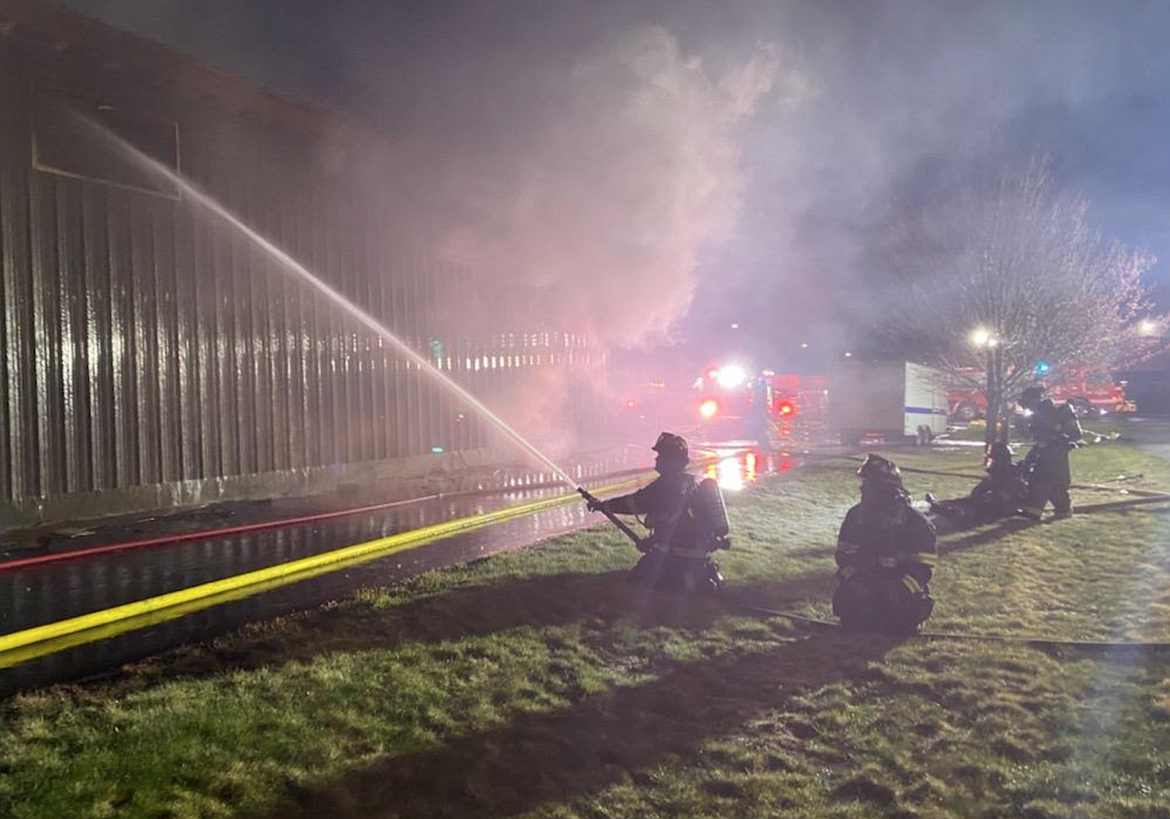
1113, 415, 1170, 459
0, 447, 805, 694
0, 489, 597, 694
0, 447, 652, 563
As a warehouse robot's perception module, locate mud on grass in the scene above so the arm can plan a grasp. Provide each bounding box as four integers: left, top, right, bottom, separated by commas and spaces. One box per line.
2, 445, 1170, 818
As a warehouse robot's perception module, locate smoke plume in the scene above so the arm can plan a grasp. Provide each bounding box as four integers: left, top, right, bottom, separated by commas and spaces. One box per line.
415, 26, 787, 347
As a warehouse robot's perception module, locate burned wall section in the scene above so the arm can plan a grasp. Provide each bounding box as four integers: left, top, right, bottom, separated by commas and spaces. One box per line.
0, 5, 601, 525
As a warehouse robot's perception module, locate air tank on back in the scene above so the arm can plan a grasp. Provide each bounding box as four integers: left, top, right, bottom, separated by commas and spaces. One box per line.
693, 476, 731, 543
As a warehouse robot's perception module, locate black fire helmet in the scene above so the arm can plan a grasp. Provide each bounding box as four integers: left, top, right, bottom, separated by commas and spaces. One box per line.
856, 453, 904, 488
652, 431, 689, 461
1019, 386, 1045, 408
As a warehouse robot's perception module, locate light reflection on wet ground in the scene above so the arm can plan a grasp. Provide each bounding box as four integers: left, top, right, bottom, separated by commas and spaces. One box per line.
0, 450, 652, 562
704, 449, 797, 492
0, 495, 594, 694
0, 446, 798, 693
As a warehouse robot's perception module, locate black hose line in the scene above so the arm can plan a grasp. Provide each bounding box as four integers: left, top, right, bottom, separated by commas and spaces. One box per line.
734, 602, 1170, 651
835, 454, 1170, 502
717, 449, 1170, 650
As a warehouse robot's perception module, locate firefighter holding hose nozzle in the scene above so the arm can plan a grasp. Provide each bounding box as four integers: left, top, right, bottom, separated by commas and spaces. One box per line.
583, 432, 729, 593
833, 454, 937, 635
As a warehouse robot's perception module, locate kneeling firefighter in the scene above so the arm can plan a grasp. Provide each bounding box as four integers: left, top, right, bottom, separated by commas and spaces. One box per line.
583, 432, 729, 593
834, 455, 937, 634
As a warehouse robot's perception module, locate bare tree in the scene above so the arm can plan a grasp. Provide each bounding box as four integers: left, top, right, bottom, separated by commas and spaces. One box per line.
887, 160, 1161, 441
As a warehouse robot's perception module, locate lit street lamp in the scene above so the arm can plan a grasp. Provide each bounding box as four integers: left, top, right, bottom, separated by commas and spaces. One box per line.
971, 327, 1001, 451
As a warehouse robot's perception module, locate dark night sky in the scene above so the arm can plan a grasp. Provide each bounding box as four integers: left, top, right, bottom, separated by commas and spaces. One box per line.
56, 0, 1170, 373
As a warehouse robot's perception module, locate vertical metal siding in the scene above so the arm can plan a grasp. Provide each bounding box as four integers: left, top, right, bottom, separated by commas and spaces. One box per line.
29, 162, 55, 496
0, 63, 601, 516
3, 108, 36, 500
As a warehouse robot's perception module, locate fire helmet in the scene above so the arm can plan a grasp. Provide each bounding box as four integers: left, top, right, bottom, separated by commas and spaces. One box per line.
1019, 386, 1045, 409
856, 454, 903, 488
652, 432, 689, 461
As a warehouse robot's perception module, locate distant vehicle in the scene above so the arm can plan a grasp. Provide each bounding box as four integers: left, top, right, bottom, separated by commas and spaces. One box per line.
947, 365, 1130, 422
829, 361, 949, 446
1115, 353, 1170, 414
691, 366, 828, 443
619, 376, 694, 434
1045, 366, 1132, 416
768, 373, 829, 426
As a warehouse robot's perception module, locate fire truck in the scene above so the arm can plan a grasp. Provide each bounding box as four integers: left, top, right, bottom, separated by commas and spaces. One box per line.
692, 365, 828, 442
947, 365, 1129, 422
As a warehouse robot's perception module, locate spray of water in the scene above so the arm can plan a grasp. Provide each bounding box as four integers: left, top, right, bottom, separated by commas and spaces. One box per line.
77, 112, 580, 490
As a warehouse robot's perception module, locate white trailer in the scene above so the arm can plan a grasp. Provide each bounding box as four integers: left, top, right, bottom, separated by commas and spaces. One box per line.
828, 361, 949, 445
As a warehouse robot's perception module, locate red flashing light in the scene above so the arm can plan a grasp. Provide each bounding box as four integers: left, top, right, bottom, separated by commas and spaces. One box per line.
776, 400, 796, 417
706, 368, 719, 380
625, 399, 637, 410
699, 398, 719, 419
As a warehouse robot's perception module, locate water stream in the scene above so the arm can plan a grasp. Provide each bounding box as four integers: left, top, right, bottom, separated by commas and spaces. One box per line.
77, 111, 579, 490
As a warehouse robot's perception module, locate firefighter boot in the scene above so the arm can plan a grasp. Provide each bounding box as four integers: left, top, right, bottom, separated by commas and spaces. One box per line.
1052, 488, 1074, 519
704, 559, 724, 594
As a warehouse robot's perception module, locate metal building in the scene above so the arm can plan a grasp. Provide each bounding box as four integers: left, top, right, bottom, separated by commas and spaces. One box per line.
0, 1, 600, 525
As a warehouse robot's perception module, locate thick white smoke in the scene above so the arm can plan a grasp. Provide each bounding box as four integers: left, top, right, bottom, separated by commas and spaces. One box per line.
433, 26, 785, 347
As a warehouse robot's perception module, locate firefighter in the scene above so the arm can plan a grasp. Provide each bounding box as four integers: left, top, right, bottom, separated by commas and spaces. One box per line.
1018, 386, 1082, 520
586, 432, 724, 593
746, 375, 774, 449
926, 442, 1030, 524
833, 454, 937, 634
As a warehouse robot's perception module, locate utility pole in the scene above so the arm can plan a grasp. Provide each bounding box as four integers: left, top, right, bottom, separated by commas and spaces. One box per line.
994, 342, 1009, 446
971, 327, 998, 455
985, 341, 996, 451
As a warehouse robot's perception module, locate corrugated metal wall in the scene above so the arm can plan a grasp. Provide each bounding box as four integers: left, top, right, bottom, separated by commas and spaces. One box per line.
0, 35, 600, 513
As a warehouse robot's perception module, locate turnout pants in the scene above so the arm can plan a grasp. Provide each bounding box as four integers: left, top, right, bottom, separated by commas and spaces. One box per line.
1022, 448, 1072, 517
833, 572, 934, 635
930, 486, 1021, 526
630, 549, 722, 593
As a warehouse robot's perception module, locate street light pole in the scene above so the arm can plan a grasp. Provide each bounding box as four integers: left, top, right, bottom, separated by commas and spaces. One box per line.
985, 341, 996, 452
994, 342, 1008, 446
971, 327, 998, 454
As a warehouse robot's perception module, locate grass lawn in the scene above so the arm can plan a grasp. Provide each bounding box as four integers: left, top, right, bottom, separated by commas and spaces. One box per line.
944, 413, 1128, 444
3, 442, 1170, 818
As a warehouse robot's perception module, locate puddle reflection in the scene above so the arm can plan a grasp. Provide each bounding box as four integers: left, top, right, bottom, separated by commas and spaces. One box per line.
703, 449, 795, 491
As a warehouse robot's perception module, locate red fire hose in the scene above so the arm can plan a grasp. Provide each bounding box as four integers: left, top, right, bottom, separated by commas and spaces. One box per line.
0, 492, 456, 573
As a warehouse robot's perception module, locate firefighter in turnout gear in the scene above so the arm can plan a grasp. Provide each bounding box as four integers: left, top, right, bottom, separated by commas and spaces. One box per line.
926, 442, 1030, 524
833, 455, 937, 634
586, 432, 727, 593
1018, 386, 1082, 520
746, 375, 774, 450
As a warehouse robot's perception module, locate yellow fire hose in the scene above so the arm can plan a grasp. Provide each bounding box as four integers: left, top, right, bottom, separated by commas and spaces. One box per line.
0, 476, 647, 669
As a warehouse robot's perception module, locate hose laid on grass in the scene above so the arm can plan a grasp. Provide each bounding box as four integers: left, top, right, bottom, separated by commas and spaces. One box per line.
760, 458, 1170, 648
837, 454, 1170, 502
734, 602, 1170, 651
